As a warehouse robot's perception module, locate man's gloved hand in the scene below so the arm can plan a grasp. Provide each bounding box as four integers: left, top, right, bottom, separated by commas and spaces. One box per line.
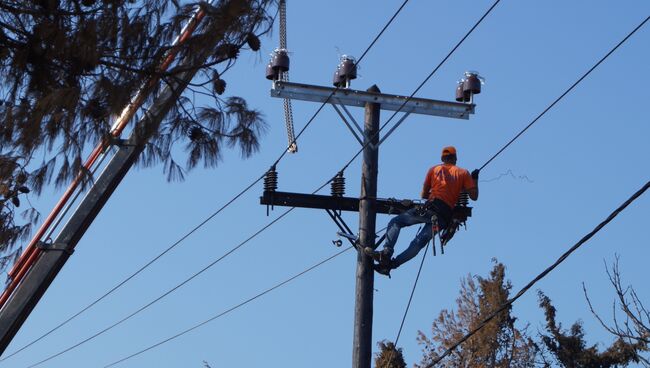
471, 169, 480, 181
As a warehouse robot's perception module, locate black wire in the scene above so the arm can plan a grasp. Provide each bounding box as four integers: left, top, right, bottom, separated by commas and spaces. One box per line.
2, 1, 412, 361
395, 241, 429, 346
395, 14, 649, 355
0, 174, 265, 362
103, 246, 354, 368
426, 180, 650, 367
479, 15, 650, 171
25, 174, 336, 367
272, 0, 412, 167
339, 0, 502, 174
96, 0, 497, 359
20, 0, 498, 361
22, 0, 497, 361
26, 206, 298, 368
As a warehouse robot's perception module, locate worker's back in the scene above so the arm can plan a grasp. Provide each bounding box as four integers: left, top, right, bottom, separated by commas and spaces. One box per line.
423, 163, 474, 208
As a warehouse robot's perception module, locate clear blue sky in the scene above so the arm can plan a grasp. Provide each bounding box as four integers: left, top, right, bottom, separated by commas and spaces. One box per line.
3, 1, 650, 367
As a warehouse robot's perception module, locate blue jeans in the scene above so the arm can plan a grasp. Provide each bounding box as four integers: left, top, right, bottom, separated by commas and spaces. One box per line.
383, 208, 445, 267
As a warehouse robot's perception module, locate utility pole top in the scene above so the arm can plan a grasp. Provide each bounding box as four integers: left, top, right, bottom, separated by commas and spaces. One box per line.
367, 84, 380, 94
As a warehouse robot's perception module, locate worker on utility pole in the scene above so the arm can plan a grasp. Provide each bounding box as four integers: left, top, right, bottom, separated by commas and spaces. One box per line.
365, 146, 479, 276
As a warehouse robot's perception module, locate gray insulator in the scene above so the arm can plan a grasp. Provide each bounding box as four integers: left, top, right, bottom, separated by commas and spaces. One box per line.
265, 63, 278, 80
339, 58, 357, 80
333, 69, 344, 87
455, 82, 465, 102
271, 50, 290, 72
331, 173, 345, 197
463, 74, 481, 94
264, 167, 278, 192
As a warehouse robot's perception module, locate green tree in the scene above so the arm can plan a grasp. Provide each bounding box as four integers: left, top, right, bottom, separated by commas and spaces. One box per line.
0, 0, 275, 270
375, 340, 407, 368
537, 291, 644, 367
416, 261, 537, 368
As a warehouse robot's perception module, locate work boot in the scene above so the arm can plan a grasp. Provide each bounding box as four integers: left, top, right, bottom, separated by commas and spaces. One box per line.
363, 247, 393, 265
373, 260, 396, 278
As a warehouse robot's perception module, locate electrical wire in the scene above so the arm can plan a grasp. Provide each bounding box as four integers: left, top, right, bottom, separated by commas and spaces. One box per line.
271, 0, 411, 167
395, 242, 429, 346
479, 15, 650, 171
426, 180, 649, 367
102, 246, 354, 368
339, 0, 502, 174
16, 0, 499, 362
390, 15, 649, 352
25, 206, 296, 368
23, 172, 336, 367
1, 173, 265, 362
1, 1, 412, 361
20, 0, 497, 361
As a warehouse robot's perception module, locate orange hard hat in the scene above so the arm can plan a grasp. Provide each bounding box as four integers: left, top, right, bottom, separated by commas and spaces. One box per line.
441, 146, 457, 157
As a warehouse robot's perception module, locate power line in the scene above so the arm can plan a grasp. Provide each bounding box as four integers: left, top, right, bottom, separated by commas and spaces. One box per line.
18, 0, 497, 361
28, 157, 347, 366
426, 180, 650, 367
339, 0, 502, 173
2, 1, 411, 361
89, 0, 498, 359
395, 242, 429, 346
103, 246, 354, 368
118, 10, 650, 367
272, 0, 411, 166
326, 0, 503, 359
25, 205, 297, 368
479, 15, 650, 171
392, 15, 650, 350
0, 173, 264, 362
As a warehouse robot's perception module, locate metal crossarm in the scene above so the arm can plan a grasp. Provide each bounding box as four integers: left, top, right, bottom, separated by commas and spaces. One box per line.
260, 191, 417, 215
271, 81, 475, 119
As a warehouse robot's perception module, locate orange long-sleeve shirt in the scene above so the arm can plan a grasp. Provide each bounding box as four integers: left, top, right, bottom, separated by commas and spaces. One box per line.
422, 163, 476, 208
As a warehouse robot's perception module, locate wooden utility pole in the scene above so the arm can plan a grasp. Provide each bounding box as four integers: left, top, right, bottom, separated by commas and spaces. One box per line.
263, 79, 474, 368
353, 85, 380, 368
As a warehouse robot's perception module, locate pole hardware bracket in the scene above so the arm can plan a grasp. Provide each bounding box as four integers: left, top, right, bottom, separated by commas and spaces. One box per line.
106, 136, 137, 147
36, 241, 74, 255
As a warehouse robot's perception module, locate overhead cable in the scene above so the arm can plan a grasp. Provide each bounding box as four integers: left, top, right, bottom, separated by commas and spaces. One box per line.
395, 242, 429, 345
26, 0, 497, 362
340, 0, 502, 173
272, 0, 412, 166
25, 206, 296, 368
426, 180, 650, 367
392, 16, 650, 352
2, 1, 411, 361
479, 15, 650, 171
25, 171, 337, 366
102, 246, 353, 368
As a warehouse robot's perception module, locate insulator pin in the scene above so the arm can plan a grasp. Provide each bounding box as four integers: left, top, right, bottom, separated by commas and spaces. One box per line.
264, 166, 278, 192
331, 172, 346, 197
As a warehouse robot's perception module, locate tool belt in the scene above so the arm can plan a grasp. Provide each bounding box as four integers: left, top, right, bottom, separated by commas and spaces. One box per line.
417, 198, 452, 229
